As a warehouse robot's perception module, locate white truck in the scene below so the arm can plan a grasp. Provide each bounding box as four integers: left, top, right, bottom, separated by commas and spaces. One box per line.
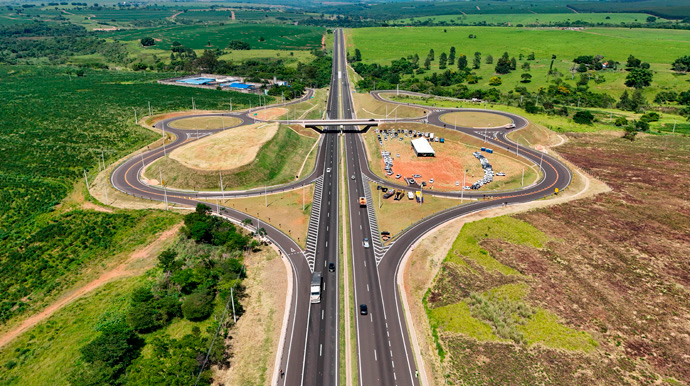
310, 272, 322, 304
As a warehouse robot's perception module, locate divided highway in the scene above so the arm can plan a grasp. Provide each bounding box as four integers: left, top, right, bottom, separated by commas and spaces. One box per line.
110, 27, 572, 386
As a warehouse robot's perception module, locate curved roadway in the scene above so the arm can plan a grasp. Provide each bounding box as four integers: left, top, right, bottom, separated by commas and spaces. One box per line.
109, 28, 572, 386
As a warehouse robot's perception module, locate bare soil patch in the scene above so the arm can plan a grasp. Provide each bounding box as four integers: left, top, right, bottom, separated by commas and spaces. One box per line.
170, 122, 279, 171
254, 107, 288, 121
365, 123, 537, 191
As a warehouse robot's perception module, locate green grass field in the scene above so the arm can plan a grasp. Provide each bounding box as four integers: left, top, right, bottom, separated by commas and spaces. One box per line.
393, 12, 669, 26
347, 27, 690, 98
100, 23, 324, 50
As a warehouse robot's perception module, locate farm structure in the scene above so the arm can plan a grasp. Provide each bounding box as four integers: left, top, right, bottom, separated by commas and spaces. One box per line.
411, 137, 435, 157
158, 73, 288, 94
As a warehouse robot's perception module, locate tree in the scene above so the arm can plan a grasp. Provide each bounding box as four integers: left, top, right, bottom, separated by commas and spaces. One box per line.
495, 52, 512, 74
625, 68, 653, 88
131, 62, 147, 71
228, 40, 250, 50
626, 55, 642, 69
510, 57, 517, 70
671, 55, 690, 73
485, 54, 493, 64
424, 56, 431, 70
196, 49, 219, 73
140, 37, 154, 46
449, 46, 456, 65
646, 16, 656, 23
428, 49, 434, 61
520, 73, 532, 83
439, 52, 447, 69
614, 116, 628, 126
489, 76, 502, 86
527, 52, 535, 60
457, 54, 467, 70
354, 48, 362, 62
522, 62, 530, 71
473, 51, 481, 69
181, 290, 214, 321
573, 111, 594, 125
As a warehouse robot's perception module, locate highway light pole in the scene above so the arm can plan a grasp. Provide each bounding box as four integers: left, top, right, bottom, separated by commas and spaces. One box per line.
148, 101, 152, 117
219, 171, 224, 201
522, 167, 525, 187
83, 169, 90, 190
134, 108, 137, 124
462, 169, 466, 202
539, 151, 544, 170
160, 168, 168, 210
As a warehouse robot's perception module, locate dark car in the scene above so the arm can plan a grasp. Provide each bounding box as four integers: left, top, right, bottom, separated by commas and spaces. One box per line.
328, 262, 335, 272
360, 304, 368, 315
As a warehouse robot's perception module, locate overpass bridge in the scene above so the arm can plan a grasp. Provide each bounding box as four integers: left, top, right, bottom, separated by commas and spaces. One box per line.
270, 118, 423, 132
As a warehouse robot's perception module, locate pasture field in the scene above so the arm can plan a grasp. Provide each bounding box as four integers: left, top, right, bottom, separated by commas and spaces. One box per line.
571, 0, 690, 19
144, 125, 318, 191
218, 49, 315, 67
0, 65, 264, 325
393, 12, 670, 26
347, 27, 690, 97
421, 132, 690, 385
100, 23, 324, 50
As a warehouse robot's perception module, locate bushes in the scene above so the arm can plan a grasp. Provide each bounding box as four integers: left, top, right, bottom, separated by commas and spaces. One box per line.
181, 290, 215, 321
573, 110, 595, 125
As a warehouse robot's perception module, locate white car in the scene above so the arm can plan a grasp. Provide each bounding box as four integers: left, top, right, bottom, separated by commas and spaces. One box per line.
496, 172, 506, 176
326, 168, 331, 173
430, 178, 434, 184
362, 238, 370, 248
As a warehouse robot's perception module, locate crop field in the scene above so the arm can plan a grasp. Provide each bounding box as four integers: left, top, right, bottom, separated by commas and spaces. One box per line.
393, 12, 669, 26
218, 49, 315, 67
0, 65, 264, 324
145, 125, 318, 191
347, 27, 690, 97
362, 122, 538, 192
175, 9, 313, 24
424, 132, 690, 384
100, 23, 324, 50
570, 0, 690, 19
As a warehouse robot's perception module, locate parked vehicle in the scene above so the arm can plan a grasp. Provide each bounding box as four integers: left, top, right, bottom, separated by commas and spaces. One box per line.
440, 138, 445, 143
430, 178, 434, 184
407, 191, 414, 200
496, 172, 506, 176
413, 174, 422, 178
395, 174, 401, 179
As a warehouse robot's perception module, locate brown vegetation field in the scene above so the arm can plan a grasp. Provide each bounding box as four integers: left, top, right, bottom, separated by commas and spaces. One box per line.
424, 132, 690, 385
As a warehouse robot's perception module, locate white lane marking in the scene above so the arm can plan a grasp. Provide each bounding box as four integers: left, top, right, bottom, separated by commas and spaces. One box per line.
370, 314, 373, 323
364, 260, 366, 267
320, 344, 323, 357
392, 361, 395, 368
374, 349, 377, 361
327, 226, 329, 231
360, 225, 362, 229
323, 282, 326, 291
324, 260, 327, 267
367, 284, 370, 292
326, 241, 328, 248
322, 310, 325, 320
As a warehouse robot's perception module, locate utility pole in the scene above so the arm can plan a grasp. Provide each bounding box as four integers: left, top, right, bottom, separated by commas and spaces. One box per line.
539, 151, 544, 170
379, 188, 381, 209
216, 198, 220, 214
83, 169, 90, 190
160, 168, 168, 210
101, 150, 105, 172
141, 153, 146, 170
230, 287, 237, 323
104, 180, 109, 206
264, 184, 267, 207
516, 141, 520, 157
148, 101, 152, 117
521, 167, 525, 187
230, 97, 233, 112
192, 97, 195, 110
162, 124, 167, 157
219, 171, 224, 201
134, 108, 138, 124
461, 169, 465, 202
302, 185, 305, 211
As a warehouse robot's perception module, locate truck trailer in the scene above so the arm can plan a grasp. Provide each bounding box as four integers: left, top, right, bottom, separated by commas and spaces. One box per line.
310, 272, 322, 304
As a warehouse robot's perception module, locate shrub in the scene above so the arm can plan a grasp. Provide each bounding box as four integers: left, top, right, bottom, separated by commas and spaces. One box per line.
573, 111, 594, 125
181, 290, 214, 321
615, 116, 628, 126
140, 37, 155, 46
488, 76, 502, 86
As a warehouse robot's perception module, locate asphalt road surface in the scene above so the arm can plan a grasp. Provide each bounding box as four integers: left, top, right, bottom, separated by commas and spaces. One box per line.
110, 27, 572, 386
